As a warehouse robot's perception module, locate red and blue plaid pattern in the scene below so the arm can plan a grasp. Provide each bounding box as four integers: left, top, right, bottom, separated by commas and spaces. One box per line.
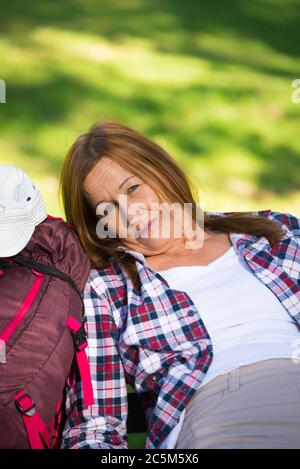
61, 209, 300, 449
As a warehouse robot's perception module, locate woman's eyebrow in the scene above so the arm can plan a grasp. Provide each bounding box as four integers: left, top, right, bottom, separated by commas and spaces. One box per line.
119, 175, 135, 191
96, 175, 135, 206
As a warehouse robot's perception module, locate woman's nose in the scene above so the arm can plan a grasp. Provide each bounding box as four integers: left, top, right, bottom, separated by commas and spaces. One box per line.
126, 204, 147, 230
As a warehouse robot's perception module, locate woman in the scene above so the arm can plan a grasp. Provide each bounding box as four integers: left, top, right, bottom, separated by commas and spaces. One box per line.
59, 121, 300, 449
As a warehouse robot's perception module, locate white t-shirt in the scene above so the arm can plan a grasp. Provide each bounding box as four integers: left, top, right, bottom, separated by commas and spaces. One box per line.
158, 244, 300, 449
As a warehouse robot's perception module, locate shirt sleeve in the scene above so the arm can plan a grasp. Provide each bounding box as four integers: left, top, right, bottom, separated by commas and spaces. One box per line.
60, 274, 128, 449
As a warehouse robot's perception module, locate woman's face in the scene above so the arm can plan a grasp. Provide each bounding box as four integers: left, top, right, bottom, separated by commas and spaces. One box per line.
83, 157, 192, 256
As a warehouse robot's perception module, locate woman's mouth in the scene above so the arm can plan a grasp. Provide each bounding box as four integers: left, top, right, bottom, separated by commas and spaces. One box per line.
138, 216, 157, 236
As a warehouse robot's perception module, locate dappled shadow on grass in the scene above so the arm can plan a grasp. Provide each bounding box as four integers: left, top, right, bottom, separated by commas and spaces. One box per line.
1, 0, 299, 62
245, 137, 300, 195
0, 0, 299, 200
0, 65, 167, 174
156, 0, 300, 67
0, 0, 300, 76
180, 122, 300, 196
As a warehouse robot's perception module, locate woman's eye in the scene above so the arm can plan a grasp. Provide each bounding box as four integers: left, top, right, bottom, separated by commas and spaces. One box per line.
127, 184, 139, 194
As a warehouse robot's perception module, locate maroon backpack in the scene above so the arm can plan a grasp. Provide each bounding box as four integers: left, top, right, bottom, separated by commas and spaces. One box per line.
0, 215, 94, 449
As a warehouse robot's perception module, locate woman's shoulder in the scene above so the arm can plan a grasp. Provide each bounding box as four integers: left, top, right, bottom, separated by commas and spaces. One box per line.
83, 263, 128, 328
266, 210, 300, 238
84, 261, 128, 301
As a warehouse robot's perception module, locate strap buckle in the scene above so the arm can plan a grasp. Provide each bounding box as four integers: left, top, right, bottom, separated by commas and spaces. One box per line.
72, 317, 87, 351
15, 392, 37, 417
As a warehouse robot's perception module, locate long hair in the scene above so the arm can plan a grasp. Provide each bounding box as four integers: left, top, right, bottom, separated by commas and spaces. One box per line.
59, 121, 284, 290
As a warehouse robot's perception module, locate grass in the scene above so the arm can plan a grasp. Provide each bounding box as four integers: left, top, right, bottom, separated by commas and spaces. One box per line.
1, 0, 300, 448
1, 0, 300, 216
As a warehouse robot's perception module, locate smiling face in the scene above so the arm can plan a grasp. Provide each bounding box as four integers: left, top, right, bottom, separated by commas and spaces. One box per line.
83, 156, 196, 257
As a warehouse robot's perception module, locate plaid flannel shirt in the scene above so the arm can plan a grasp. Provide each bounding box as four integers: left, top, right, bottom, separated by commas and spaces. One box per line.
61, 209, 300, 449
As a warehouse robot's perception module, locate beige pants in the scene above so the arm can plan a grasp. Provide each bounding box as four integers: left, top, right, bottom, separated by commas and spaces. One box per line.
176, 358, 300, 449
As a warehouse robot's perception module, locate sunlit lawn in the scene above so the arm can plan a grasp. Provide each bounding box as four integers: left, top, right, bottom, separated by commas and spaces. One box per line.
1, 0, 300, 448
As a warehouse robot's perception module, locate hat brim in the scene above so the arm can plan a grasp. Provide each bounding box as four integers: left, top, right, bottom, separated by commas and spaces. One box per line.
0, 225, 35, 257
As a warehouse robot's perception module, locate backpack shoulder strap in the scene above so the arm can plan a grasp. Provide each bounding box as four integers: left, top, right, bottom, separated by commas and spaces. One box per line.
12, 254, 82, 301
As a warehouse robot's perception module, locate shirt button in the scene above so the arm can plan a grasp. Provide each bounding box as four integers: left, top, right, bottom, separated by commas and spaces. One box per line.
187, 309, 195, 316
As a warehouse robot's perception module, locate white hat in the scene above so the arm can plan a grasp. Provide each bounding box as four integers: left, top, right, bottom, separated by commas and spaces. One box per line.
0, 166, 48, 257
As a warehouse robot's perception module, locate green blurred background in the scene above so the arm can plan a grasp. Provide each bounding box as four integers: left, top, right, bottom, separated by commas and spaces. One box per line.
1, 0, 300, 448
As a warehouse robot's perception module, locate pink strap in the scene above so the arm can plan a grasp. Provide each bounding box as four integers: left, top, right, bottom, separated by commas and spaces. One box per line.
14, 391, 50, 449
0, 270, 44, 344
66, 317, 94, 406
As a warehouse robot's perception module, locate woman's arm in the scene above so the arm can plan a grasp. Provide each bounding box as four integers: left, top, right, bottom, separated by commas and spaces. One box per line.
61, 276, 128, 449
